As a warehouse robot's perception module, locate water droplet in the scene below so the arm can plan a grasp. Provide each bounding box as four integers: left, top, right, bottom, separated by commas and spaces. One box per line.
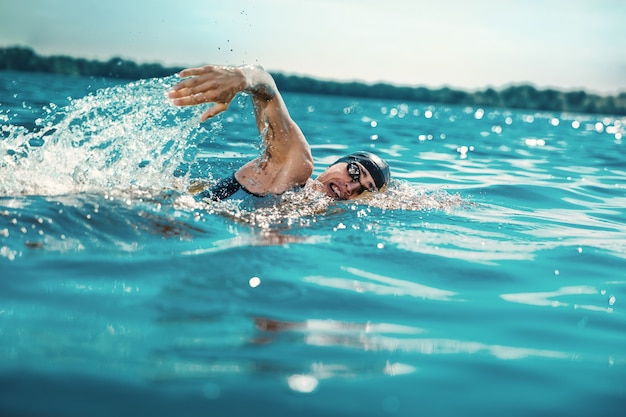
608, 295, 616, 306
287, 374, 318, 393
335, 222, 346, 230
249, 276, 261, 288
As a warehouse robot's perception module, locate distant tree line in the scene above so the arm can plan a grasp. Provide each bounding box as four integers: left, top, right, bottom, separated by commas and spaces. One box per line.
0, 46, 181, 80
2, 46, 625, 116
271, 74, 626, 116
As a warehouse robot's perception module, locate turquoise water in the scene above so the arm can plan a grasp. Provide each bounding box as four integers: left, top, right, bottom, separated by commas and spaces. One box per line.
1, 71, 625, 416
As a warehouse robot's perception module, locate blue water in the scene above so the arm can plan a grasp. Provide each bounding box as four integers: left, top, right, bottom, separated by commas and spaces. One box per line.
1, 70, 625, 416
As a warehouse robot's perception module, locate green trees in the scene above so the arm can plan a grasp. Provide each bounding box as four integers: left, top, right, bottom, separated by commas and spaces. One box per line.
0, 46, 181, 79
271, 72, 626, 116
2, 46, 624, 115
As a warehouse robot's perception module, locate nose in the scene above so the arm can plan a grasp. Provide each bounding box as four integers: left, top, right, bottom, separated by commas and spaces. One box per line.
344, 180, 363, 197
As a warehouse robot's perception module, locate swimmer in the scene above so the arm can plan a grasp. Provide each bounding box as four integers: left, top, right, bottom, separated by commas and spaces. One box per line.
168, 64, 390, 201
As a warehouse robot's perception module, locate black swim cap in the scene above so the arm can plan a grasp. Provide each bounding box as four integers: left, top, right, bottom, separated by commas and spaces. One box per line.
333, 151, 391, 190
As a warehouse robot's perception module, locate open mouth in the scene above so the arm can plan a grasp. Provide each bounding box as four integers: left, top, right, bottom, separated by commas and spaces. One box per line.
328, 183, 341, 199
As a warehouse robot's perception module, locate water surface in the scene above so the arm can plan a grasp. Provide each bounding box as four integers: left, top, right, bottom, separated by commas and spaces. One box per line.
1, 71, 625, 416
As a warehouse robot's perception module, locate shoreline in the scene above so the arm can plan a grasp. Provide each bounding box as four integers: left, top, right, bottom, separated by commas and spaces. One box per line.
1, 46, 625, 116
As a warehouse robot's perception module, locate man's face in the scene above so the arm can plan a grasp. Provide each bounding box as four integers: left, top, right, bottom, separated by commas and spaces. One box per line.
316, 161, 377, 200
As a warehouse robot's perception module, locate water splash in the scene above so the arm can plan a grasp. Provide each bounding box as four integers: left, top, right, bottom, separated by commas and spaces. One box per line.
365, 180, 465, 211
190, 180, 465, 230
0, 76, 207, 197
196, 186, 333, 229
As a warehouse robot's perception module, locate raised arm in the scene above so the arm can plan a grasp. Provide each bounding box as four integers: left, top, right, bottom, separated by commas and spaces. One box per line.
168, 65, 313, 195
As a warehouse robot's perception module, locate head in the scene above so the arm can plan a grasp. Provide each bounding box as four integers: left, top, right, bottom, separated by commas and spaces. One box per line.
316, 151, 391, 200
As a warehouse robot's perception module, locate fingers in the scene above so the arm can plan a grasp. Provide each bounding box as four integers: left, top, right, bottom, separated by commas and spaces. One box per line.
169, 73, 213, 94
169, 95, 201, 107
168, 67, 215, 99
167, 64, 235, 122
177, 65, 216, 79
200, 102, 229, 122
168, 79, 216, 105
168, 90, 199, 106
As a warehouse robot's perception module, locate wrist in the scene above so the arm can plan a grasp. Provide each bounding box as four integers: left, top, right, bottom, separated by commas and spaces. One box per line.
239, 64, 275, 100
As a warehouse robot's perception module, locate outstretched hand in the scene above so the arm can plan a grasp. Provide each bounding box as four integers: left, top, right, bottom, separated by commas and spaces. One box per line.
168, 65, 246, 122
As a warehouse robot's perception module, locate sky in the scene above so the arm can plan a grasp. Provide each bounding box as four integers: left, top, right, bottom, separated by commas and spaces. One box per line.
1, 0, 625, 94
